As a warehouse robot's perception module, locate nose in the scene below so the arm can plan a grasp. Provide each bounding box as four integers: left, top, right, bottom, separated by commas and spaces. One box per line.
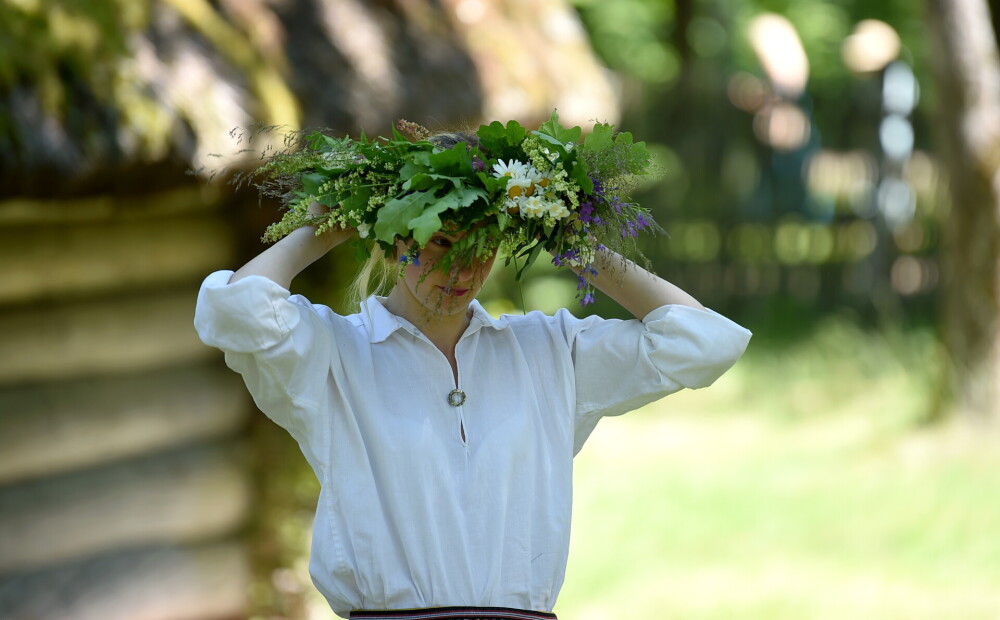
451, 260, 477, 282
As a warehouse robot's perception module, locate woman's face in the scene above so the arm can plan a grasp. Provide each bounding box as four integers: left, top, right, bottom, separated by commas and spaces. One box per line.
393, 230, 497, 318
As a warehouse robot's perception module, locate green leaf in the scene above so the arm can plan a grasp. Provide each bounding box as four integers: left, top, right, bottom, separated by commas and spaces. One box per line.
403, 172, 462, 191
405, 150, 432, 167
583, 122, 615, 150
504, 120, 526, 145
306, 132, 340, 151
515, 241, 545, 281
532, 132, 575, 160
407, 186, 488, 244
339, 185, 372, 212
614, 131, 633, 146
537, 109, 582, 144
605, 130, 652, 174
476, 121, 507, 154
476, 171, 500, 194
628, 140, 653, 173
399, 160, 426, 182
300, 172, 326, 197
350, 238, 371, 262
428, 143, 473, 176
571, 161, 594, 193
453, 185, 489, 207
374, 190, 437, 243
406, 193, 460, 245
407, 210, 449, 245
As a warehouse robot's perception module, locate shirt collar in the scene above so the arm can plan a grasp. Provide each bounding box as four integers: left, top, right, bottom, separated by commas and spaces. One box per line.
360, 296, 509, 344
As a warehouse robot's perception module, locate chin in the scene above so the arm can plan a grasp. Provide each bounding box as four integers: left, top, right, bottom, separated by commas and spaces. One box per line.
422, 294, 472, 316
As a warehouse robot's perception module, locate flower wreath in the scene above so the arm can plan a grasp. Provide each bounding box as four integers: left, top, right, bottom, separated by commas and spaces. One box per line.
248, 110, 660, 305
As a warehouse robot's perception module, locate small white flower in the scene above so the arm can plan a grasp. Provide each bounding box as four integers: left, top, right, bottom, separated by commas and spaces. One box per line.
546, 200, 570, 220
521, 196, 547, 218
357, 222, 371, 238
492, 159, 528, 179
525, 165, 545, 184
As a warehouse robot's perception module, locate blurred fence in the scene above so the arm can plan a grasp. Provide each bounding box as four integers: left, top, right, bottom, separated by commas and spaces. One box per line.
640, 145, 946, 323
0, 186, 253, 619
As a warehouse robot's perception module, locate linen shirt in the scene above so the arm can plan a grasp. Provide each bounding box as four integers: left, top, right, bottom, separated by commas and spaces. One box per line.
194, 270, 751, 617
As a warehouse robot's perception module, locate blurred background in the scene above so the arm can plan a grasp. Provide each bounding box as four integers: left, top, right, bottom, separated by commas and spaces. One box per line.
1, 0, 999, 618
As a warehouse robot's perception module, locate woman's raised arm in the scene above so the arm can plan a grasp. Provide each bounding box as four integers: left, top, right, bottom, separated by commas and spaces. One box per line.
230, 205, 354, 289
582, 248, 705, 320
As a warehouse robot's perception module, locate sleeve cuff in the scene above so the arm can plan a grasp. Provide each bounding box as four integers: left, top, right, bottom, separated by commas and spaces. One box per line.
642, 304, 752, 388
194, 270, 303, 353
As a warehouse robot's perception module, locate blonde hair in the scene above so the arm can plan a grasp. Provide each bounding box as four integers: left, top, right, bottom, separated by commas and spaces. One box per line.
348, 245, 398, 308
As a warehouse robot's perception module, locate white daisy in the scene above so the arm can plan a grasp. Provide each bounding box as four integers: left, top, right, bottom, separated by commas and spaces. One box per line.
505, 175, 532, 198
492, 159, 528, 179
526, 166, 552, 192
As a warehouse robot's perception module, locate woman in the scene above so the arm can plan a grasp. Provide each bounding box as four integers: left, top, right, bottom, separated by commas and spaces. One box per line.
194, 124, 751, 620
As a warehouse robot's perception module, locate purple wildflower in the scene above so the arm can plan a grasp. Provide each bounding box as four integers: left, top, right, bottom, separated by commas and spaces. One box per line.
610, 195, 624, 214
472, 156, 486, 172
578, 201, 603, 226
576, 274, 589, 290
581, 292, 596, 306
552, 248, 581, 268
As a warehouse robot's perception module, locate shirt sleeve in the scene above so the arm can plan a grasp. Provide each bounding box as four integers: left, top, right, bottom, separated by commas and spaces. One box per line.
193, 270, 333, 470
567, 304, 752, 453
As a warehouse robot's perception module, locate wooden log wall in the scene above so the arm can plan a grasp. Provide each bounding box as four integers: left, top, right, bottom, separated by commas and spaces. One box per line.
0, 185, 253, 619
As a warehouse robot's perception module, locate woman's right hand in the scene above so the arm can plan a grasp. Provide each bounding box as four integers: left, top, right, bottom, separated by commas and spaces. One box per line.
229, 204, 355, 288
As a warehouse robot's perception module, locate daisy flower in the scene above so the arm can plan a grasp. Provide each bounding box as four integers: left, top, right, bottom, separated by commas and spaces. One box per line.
505, 175, 532, 198
502, 197, 521, 215
492, 159, 528, 179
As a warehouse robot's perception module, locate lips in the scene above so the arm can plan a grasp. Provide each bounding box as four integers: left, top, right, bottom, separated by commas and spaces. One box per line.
437, 286, 470, 297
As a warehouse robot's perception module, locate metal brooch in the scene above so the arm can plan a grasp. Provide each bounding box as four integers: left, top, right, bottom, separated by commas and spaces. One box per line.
447, 389, 467, 407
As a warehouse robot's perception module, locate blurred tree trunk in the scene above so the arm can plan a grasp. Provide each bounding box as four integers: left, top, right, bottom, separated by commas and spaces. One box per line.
926, 0, 1000, 423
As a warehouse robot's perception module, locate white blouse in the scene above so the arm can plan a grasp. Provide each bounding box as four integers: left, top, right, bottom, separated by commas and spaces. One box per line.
194, 270, 751, 617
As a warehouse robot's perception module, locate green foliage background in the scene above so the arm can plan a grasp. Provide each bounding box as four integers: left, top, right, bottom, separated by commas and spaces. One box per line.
537, 0, 941, 331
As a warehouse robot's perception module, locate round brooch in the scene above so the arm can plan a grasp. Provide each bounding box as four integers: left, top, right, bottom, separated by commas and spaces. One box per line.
447, 389, 467, 407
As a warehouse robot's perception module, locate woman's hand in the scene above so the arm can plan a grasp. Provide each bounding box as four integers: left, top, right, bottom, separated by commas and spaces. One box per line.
567, 247, 705, 319
229, 202, 354, 288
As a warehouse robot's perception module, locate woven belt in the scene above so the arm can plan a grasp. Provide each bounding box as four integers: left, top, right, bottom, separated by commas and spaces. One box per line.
349, 607, 557, 620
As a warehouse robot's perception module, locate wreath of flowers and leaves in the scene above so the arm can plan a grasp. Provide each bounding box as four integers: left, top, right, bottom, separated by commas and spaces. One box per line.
239, 110, 661, 305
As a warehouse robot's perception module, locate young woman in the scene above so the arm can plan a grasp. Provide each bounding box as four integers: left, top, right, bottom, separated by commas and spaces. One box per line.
194, 126, 751, 620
